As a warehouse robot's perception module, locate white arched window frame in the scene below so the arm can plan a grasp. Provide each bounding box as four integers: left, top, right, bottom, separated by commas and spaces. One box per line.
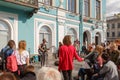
39, 26, 52, 48
67, 28, 77, 44
0, 20, 11, 50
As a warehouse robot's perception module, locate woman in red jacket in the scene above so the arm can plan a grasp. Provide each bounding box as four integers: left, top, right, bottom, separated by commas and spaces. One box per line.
58, 35, 84, 80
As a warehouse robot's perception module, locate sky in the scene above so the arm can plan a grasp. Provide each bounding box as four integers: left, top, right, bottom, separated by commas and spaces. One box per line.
106, 0, 120, 16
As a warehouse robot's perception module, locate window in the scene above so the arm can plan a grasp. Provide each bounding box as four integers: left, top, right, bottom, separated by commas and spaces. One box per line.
112, 32, 115, 37
0, 20, 11, 50
112, 24, 115, 29
39, 26, 52, 48
68, 0, 76, 13
96, 0, 101, 20
107, 32, 109, 37
67, 28, 77, 44
84, 0, 90, 17
38, 0, 52, 6
107, 24, 109, 29
118, 23, 120, 28
118, 32, 120, 37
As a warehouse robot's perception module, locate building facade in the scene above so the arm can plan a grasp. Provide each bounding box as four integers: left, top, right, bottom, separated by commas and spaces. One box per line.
107, 14, 120, 41
0, 0, 106, 54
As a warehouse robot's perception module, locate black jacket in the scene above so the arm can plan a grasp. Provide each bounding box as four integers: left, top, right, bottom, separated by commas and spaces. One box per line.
85, 51, 98, 67
20, 72, 36, 80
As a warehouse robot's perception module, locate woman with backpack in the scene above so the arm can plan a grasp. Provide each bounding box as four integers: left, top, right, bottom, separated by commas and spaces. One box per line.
0, 40, 15, 71
15, 40, 29, 78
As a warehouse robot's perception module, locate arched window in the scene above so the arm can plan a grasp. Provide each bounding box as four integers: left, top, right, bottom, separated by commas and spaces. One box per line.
39, 26, 52, 48
67, 28, 77, 44
95, 32, 101, 45
0, 20, 11, 50
83, 30, 91, 47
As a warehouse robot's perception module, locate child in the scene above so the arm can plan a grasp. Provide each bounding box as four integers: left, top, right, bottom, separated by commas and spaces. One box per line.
20, 65, 36, 80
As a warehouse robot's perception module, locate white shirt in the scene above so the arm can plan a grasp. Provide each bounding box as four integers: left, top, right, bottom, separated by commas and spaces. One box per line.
15, 50, 29, 65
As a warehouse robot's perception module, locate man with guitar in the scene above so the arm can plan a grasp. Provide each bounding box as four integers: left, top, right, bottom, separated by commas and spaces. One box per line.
38, 38, 50, 67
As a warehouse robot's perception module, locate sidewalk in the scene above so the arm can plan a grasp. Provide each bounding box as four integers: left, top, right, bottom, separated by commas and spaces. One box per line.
31, 52, 86, 78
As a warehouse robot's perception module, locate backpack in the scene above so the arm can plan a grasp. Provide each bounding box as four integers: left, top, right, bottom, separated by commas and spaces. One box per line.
0, 48, 11, 64
6, 51, 18, 72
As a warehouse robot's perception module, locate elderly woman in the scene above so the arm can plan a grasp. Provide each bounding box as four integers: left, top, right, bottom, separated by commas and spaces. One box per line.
58, 35, 84, 80
37, 67, 61, 80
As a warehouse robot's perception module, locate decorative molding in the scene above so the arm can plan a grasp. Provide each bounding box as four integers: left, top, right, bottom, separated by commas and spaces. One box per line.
34, 18, 56, 53
37, 11, 80, 23
8, 17, 14, 24
0, 11, 18, 48
37, 22, 42, 27
66, 24, 79, 38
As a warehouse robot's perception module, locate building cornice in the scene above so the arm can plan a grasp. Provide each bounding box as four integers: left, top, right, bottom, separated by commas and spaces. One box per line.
36, 12, 80, 23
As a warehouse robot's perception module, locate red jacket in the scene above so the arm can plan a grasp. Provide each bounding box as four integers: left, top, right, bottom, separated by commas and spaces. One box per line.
58, 45, 83, 71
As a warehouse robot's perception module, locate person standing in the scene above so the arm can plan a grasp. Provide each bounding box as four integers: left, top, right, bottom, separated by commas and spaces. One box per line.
38, 38, 49, 67
15, 40, 29, 78
58, 35, 84, 80
0, 40, 15, 71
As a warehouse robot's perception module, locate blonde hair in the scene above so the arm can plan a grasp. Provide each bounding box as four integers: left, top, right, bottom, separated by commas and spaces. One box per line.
110, 42, 117, 49
95, 45, 103, 55
63, 35, 72, 46
37, 67, 61, 80
18, 40, 26, 50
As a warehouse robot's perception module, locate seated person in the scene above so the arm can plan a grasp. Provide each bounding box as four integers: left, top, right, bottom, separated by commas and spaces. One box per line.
92, 53, 119, 80
0, 72, 16, 80
37, 67, 61, 80
20, 65, 36, 80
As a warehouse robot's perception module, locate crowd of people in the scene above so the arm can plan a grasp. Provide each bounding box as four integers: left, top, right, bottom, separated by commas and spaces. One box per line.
0, 39, 61, 80
74, 40, 120, 80
0, 35, 120, 80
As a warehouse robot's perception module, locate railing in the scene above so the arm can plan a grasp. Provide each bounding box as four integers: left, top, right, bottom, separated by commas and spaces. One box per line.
5, 0, 38, 8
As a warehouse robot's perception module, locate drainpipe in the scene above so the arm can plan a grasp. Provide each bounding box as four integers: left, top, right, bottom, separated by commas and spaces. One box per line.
56, 8, 58, 48
56, 1, 61, 48
79, 0, 84, 51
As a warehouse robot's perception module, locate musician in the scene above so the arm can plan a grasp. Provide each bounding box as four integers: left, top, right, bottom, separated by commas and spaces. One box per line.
38, 38, 49, 67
